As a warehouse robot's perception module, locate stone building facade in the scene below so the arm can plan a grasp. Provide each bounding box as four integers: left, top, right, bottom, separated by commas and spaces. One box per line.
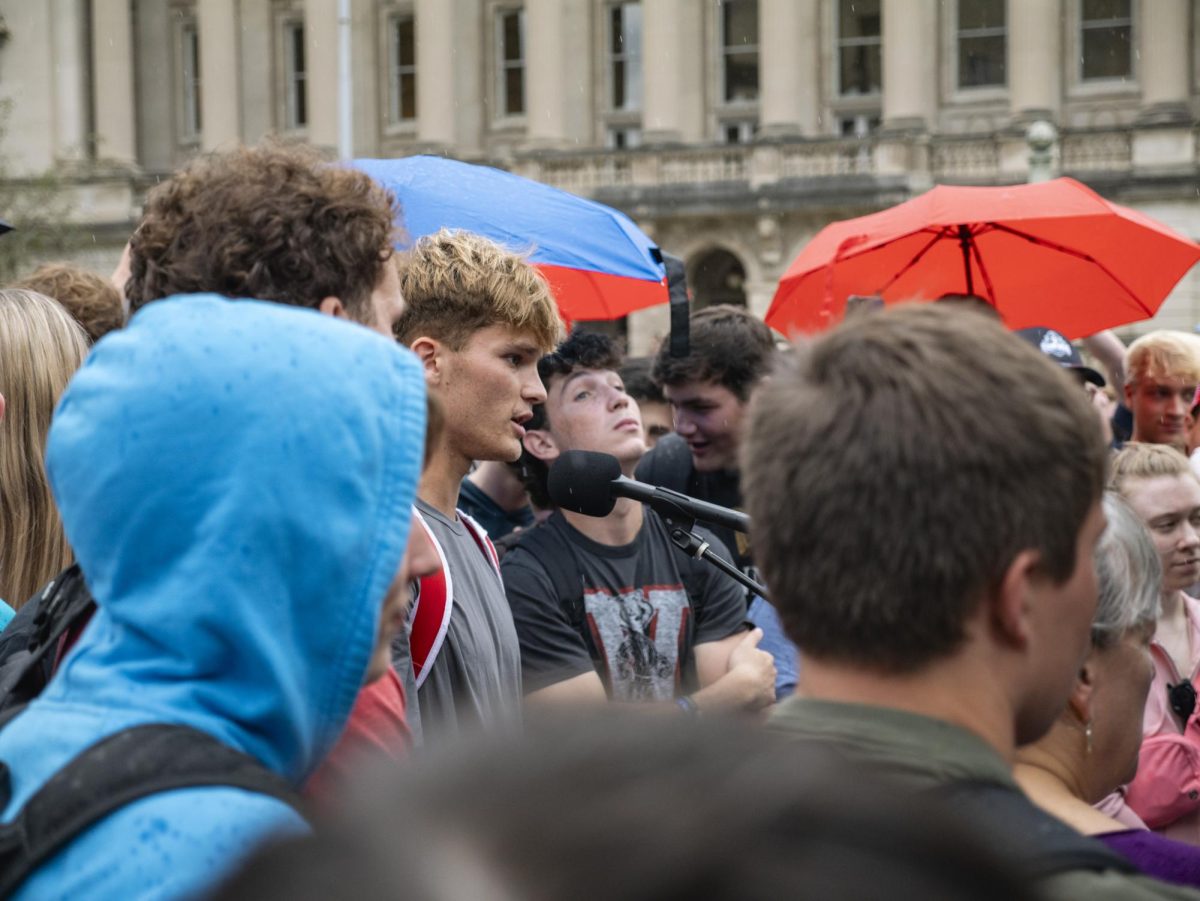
0, 0, 1197, 349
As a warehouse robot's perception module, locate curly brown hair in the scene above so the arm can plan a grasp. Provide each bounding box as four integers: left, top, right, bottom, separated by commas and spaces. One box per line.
126, 142, 400, 319
12, 262, 124, 344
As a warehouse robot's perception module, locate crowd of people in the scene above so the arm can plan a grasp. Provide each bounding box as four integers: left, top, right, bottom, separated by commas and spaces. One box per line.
2, 139, 1200, 898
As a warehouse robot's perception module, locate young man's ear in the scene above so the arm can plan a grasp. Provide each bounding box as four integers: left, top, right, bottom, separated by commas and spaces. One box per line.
522, 428, 559, 464
407, 336, 444, 384
990, 548, 1042, 651
318, 296, 350, 320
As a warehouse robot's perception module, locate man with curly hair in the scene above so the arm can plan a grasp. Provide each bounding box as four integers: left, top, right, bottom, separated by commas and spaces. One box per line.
501, 330, 775, 712
126, 141, 404, 337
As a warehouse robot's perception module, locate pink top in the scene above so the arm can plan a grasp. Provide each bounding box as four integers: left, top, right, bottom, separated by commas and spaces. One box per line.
1119, 593, 1200, 844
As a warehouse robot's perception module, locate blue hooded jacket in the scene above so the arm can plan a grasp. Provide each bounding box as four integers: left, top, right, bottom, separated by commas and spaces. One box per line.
0, 295, 426, 899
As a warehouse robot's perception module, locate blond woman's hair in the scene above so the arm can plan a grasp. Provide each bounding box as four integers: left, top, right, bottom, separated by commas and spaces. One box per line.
0, 289, 88, 607
1109, 441, 1198, 496
1125, 330, 1200, 386
394, 228, 563, 352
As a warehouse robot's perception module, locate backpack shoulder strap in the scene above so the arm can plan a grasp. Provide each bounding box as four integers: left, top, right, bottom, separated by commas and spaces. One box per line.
929, 779, 1138, 880
0, 565, 94, 714
0, 723, 305, 897
513, 519, 587, 632
457, 509, 502, 582
408, 509, 454, 688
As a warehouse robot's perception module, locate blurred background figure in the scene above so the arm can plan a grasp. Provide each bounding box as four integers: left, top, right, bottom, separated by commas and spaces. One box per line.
1016, 493, 1200, 888
12, 262, 125, 345
214, 714, 1043, 901
0, 288, 87, 615
619, 355, 673, 448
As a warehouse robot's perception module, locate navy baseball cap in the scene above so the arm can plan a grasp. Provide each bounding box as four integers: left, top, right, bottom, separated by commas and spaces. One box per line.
1016, 327, 1105, 387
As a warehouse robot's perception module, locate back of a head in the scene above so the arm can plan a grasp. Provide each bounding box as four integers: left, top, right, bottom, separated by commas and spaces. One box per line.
1125, 330, 1200, 386
12, 262, 125, 344
1092, 492, 1161, 649
0, 288, 88, 607
393, 227, 562, 352
619, 355, 663, 404
651, 304, 776, 400
744, 304, 1107, 673
215, 713, 1041, 901
126, 142, 397, 319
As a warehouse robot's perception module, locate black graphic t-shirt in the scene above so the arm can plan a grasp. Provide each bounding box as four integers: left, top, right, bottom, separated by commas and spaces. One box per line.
501, 510, 747, 701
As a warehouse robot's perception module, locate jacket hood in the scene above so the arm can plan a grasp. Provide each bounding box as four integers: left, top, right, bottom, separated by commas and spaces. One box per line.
43, 295, 425, 781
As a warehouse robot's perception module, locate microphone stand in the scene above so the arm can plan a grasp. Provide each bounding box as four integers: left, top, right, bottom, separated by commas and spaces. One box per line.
647, 495, 771, 602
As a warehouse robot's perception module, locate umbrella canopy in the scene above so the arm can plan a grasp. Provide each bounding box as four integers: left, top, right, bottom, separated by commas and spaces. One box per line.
353, 156, 667, 322
766, 178, 1200, 339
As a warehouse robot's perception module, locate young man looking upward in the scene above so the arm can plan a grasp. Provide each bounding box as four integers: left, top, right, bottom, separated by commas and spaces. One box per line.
394, 229, 562, 740
749, 305, 1197, 899
502, 331, 775, 710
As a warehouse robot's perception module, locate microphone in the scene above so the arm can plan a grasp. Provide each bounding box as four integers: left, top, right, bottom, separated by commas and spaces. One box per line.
548, 450, 750, 535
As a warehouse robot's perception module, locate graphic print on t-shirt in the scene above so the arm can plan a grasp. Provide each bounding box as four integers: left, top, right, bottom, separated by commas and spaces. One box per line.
584, 585, 690, 702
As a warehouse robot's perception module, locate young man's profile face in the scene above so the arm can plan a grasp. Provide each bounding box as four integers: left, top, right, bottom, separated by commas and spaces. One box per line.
1126, 374, 1198, 450
541, 367, 646, 468
437, 323, 547, 463
663, 379, 747, 473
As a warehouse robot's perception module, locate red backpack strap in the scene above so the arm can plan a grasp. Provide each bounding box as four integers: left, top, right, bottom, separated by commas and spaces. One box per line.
408, 509, 454, 689
457, 509, 503, 583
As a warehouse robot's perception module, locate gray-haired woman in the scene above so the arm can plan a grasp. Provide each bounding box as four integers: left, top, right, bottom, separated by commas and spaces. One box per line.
1015, 492, 1200, 887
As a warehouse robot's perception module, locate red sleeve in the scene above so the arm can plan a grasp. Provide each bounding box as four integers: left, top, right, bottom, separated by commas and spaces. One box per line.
304, 665, 412, 803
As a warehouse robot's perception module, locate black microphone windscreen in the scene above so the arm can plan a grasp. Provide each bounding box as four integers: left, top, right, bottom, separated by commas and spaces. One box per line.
548, 450, 622, 517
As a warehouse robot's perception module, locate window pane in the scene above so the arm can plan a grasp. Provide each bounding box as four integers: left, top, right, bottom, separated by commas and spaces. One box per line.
296, 78, 307, 126
612, 58, 626, 108
839, 0, 881, 39
610, 5, 623, 54
291, 24, 305, 75
505, 67, 524, 114
397, 18, 415, 67
958, 0, 1004, 31
623, 4, 642, 59
723, 0, 758, 48
1082, 25, 1131, 79
959, 34, 1005, 87
503, 11, 522, 62
1082, 0, 1130, 22
400, 73, 416, 120
724, 51, 759, 102
839, 43, 881, 95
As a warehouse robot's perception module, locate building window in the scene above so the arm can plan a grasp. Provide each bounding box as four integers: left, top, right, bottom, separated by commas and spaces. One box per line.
721, 120, 757, 144
1080, 0, 1132, 81
839, 114, 880, 138
388, 13, 416, 123
283, 19, 307, 129
957, 0, 1006, 88
606, 126, 643, 149
837, 0, 882, 96
497, 8, 525, 117
179, 17, 202, 140
720, 0, 758, 103
608, 2, 643, 111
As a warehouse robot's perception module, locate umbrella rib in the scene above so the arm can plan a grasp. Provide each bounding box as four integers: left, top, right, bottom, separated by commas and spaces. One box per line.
968, 233, 998, 305
987, 222, 1155, 317
876, 229, 951, 294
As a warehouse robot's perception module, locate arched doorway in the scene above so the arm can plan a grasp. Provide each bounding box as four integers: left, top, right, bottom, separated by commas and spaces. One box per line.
688, 248, 747, 310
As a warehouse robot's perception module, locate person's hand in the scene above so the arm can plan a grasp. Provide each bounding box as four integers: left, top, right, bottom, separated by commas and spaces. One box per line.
693, 629, 776, 712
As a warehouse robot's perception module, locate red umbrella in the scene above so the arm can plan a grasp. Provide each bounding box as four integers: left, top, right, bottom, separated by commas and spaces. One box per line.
766, 178, 1200, 339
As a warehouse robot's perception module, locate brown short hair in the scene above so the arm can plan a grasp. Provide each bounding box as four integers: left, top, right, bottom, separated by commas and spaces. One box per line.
743, 305, 1107, 673
652, 305, 776, 401
126, 142, 398, 319
394, 228, 562, 352
12, 262, 124, 344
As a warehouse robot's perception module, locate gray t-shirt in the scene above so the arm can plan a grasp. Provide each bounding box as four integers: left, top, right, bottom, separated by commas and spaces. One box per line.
403, 499, 523, 743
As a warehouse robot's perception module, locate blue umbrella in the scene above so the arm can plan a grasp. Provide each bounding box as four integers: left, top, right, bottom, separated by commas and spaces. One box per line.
352, 155, 666, 321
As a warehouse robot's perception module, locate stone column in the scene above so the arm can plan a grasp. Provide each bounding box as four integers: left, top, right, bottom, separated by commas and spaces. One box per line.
1133, 0, 1193, 169
51, 0, 87, 162
415, 0, 455, 146
198, 0, 241, 151
90, 0, 136, 164
759, 0, 818, 137
641, 0, 684, 143
1008, 0, 1061, 125
525, 0, 566, 146
880, 0, 936, 131
1138, 0, 1190, 124
304, 0, 339, 151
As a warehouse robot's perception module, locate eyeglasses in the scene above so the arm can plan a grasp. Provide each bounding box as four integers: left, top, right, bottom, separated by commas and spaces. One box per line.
1168, 678, 1196, 724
